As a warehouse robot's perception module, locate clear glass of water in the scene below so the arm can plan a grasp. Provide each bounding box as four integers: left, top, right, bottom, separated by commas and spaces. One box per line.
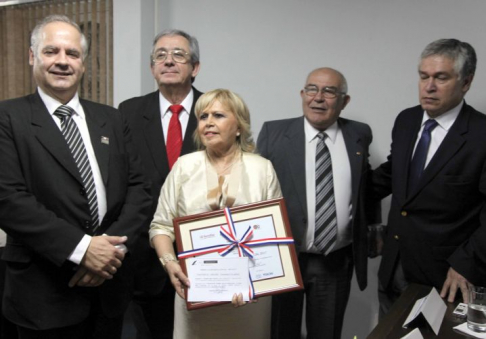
468, 286, 486, 332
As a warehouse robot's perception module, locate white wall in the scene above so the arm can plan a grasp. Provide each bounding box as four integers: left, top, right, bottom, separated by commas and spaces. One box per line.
114, 1, 486, 337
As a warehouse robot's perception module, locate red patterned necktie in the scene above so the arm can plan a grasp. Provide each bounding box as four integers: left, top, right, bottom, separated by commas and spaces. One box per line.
166, 104, 184, 169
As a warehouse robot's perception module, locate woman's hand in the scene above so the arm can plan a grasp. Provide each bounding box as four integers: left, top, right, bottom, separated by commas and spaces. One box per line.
231, 293, 258, 308
165, 261, 190, 299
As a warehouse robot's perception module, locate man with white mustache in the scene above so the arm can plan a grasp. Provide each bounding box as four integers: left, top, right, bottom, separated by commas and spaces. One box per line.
258, 67, 379, 339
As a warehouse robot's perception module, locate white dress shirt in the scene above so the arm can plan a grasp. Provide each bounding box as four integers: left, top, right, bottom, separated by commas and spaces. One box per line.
412, 100, 463, 167
304, 118, 353, 254
38, 88, 107, 264
159, 89, 194, 142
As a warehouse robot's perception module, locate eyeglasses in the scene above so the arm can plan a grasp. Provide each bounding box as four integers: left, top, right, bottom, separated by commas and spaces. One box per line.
303, 86, 346, 99
152, 50, 190, 64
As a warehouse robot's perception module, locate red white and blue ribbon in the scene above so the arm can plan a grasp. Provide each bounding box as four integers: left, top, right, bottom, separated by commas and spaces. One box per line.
178, 207, 294, 299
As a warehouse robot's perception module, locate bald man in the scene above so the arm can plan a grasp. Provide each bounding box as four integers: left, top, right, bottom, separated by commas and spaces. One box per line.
258, 68, 379, 339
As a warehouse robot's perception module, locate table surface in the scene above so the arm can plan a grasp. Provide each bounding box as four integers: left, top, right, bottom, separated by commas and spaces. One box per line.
367, 283, 470, 338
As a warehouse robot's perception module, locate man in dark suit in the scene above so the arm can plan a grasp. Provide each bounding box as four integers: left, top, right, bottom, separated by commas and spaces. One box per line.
118, 29, 202, 339
258, 68, 379, 339
373, 39, 486, 316
0, 15, 151, 338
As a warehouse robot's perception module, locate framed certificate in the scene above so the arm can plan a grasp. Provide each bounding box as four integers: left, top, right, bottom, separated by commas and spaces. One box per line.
173, 198, 303, 310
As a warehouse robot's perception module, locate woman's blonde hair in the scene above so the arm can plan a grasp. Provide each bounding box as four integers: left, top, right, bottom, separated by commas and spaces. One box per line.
193, 89, 255, 152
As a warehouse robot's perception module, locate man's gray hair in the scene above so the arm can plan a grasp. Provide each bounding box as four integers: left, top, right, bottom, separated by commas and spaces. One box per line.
150, 29, 200, 66
420, 39, 476, 80
31, 14, 89, 60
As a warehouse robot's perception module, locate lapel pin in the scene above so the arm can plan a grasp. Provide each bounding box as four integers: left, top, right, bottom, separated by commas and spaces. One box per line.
101, 136, 109, 145
356, 151, 361, 156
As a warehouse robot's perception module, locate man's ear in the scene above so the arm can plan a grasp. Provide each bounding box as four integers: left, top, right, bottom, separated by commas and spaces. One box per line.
29, 47, 35, 66
342, 95, 351, 110
462, 74, 474, 93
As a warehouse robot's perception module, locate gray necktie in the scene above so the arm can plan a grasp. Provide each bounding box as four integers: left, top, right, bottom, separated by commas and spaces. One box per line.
54, 105, 99, 230
314, 132, 337, 255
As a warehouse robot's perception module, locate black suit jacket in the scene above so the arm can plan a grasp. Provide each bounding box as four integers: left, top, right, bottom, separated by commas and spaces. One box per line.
373, 103, 486, 290
0, 92, 152, 330
258, 116, 379, 290
118, 88, 202, 294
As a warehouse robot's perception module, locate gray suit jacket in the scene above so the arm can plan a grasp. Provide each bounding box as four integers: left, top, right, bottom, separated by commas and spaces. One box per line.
257, 116, 379, 290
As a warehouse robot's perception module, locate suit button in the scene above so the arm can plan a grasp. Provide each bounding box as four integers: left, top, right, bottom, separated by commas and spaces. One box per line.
80, 188, 86, 196
401, 211, 407, 217
84, 221, 91, 229
394, 235, 399, 240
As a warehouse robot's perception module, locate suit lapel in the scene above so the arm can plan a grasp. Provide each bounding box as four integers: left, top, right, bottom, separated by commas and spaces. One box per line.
408, 105, 469, 200
395, 109, 423, 204
181, 88, 201, 155
143, 92, 170, 177
83, 100, 110, 186
285, 117, 307, 215
340, 119, 364, 216
30, 93, 83, 184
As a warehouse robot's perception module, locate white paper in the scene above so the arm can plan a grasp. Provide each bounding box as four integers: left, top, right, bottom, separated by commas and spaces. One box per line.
401, 328, 424, 339
454, 322, 486, 338
186, 257, 250, 302
403, 288, 446, 335
190, 215, 284, 281
403, 295, 428, 328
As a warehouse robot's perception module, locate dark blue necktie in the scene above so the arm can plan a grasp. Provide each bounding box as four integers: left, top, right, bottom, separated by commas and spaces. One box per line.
408, 119, 438, 193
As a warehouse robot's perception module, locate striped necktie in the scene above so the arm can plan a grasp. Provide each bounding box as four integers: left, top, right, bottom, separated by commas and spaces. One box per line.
314, 132, 337, 255
54, 105, 99, 230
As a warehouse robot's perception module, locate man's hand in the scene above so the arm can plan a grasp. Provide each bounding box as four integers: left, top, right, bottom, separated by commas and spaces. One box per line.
368, 225, 385, 258
440, 267, 472, 303
68, 266, 105, 288
81, 235, 127, 279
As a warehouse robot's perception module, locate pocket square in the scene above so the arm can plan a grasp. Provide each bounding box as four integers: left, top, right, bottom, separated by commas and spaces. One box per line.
101, 136, 109, 145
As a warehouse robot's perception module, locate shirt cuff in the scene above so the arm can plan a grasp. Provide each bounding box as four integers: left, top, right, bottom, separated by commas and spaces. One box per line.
68, 234, 92, 265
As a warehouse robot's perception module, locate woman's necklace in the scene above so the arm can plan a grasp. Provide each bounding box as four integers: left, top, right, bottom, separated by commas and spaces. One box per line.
206, 149, 240, 176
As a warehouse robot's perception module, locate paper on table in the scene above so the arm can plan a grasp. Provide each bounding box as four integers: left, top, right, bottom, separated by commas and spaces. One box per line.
186, 257, 250, 302
403, 288, 446, 335
454, 322, 486, 338
401, 328, 424, 339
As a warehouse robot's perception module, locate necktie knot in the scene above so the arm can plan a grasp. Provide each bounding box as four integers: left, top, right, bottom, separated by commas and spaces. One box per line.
317, 131, 327, 141
54, 105, 75, 122
424, 119, 438, 132
169, 104, 184, 116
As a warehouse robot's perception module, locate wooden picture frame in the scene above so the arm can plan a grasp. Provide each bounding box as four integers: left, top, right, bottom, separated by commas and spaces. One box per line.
173, 198, 303, 310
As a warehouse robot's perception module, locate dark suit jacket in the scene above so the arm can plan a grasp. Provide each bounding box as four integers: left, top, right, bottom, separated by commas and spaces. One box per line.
118, 88, 202, 294
0, 92, 152, 330
373, 103, 486, 290
257, 116, 379, 290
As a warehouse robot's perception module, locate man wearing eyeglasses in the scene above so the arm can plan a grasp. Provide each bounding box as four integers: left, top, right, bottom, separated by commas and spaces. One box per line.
258, 68, 379, 339
118, 30, 202, 339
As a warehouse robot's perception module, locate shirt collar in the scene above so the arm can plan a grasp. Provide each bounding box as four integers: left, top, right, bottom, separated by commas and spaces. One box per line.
38, 87, 83, 119
159, 89, 194, 118
304, 117, 339, 144
422, 100, 463, 131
